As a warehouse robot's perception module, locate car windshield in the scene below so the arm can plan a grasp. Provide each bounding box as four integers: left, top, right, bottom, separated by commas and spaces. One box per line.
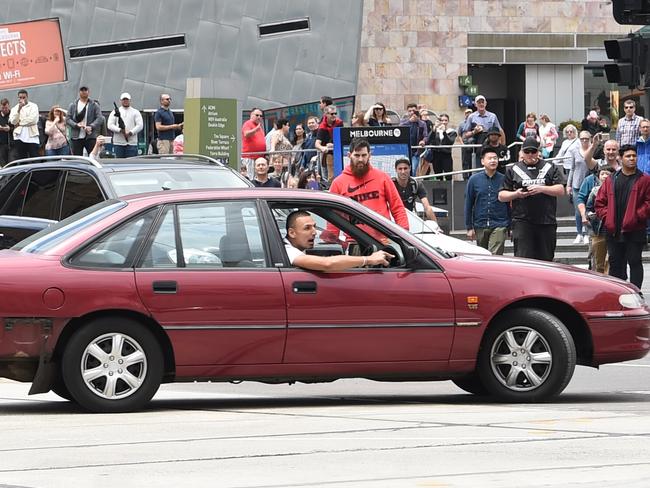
407, 210, 439, 234
108, 168, 249, 196
12, 200, 127, 254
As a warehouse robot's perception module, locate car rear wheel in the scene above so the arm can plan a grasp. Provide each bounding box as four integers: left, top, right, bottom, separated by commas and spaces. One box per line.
477, 308, 576, 402
62, 317, 163, 413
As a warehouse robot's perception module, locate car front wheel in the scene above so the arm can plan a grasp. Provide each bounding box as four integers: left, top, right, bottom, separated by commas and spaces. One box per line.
62, 317, 163, 412
477, 308, 576, 402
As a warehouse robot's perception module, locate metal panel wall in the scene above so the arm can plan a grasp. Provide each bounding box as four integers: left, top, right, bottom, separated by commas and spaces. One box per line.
0, 0, 363, 111
525, 65, 585, 124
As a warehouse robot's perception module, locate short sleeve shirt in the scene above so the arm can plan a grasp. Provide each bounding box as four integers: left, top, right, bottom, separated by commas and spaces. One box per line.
154, 107, 175, 140
501, 160, 564, 224
283, 238, 303, 264
394, 178, 427, 211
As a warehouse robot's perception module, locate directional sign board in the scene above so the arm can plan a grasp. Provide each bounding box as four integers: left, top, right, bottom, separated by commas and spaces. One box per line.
184, 97, 239, 166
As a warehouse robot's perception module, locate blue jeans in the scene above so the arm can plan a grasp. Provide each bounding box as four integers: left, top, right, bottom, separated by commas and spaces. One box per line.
572, 188, 583, 235
410, 155, 420, 176
113, 145, 138, 158
45, 145, 71, 156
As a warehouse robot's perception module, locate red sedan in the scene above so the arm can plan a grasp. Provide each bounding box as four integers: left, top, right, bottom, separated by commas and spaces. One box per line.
1, 188, 648, 412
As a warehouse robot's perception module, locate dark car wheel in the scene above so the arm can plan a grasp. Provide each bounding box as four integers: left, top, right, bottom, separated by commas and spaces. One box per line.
477, 308, 576, 402
62, 317, 163, 413
452, 374, 489, 396
51, 378, 73, 401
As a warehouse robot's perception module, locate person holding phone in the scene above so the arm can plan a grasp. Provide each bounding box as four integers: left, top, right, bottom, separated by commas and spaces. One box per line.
498, 137, 565, 261
9, 90, 40, 159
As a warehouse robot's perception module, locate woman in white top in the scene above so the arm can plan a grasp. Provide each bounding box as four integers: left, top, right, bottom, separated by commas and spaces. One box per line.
44, 106, 70, 156
539, 114, 559, 158
556, 124, 579, 174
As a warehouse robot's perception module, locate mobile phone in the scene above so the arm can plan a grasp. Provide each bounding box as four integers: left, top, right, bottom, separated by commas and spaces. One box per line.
102, 136, 112, 144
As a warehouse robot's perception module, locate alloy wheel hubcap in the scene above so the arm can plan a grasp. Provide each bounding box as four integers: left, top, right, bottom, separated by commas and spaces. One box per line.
80, 332, 147, 400
490, 326, 552, 391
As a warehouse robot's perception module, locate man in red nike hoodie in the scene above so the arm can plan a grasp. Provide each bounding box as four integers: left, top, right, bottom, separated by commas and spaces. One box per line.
329, 138, 409, 237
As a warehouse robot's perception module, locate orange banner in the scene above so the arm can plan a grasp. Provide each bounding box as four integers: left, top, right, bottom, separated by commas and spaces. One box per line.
0, 18, 66, 90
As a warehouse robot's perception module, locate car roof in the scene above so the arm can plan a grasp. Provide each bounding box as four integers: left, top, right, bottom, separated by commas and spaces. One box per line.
0, 155, 234, 174
120, 188, 351, 206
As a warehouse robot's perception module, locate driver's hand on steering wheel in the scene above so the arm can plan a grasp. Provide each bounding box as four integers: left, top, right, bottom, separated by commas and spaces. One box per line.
367, 250, 394, 267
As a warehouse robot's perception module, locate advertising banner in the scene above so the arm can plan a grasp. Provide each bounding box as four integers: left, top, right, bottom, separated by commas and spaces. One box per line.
332, 126, 411, 177
0, 19, 66, 89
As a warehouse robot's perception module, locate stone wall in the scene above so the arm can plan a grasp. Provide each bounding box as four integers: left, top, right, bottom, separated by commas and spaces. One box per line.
358, 0, 630, 118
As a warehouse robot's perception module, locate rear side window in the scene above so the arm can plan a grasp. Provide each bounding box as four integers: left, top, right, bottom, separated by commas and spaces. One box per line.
70, 208, 158, 268
60, 170, 105, 220
22, 170, 62, 219
0, 172, 28, 216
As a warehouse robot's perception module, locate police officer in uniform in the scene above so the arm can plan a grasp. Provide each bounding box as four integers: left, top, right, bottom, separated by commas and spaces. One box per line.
498, 137, 565, 261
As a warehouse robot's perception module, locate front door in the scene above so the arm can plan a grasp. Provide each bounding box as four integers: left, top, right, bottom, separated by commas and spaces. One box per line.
272, 203, 455, 365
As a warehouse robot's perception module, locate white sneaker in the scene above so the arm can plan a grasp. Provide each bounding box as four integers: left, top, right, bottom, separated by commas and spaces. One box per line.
583, 234, 590, 245
572, 235, 582, 244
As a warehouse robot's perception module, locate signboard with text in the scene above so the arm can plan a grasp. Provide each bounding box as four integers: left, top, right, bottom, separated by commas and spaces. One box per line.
184, 97, 239, 166
332, 126, 411, 177
0, 19, 66, 89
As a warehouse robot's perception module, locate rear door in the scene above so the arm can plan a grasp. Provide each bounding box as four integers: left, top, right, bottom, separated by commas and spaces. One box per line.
134, 199, 287, 367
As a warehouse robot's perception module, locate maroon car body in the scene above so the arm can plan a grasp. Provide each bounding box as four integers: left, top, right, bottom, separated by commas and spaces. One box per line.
0, 188, 648, 412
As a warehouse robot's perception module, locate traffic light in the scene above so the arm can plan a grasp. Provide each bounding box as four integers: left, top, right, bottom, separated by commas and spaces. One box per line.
613, 0, 650, 25
604, 34, 649, 88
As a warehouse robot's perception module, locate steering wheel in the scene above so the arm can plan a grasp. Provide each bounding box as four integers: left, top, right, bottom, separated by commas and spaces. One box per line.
362, 244, 405, 268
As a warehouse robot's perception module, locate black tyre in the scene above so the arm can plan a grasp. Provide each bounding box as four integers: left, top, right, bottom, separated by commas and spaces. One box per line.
477, 308, 576, 402
51, 378, 73, 401
62, 317, 163, 413
452, 374, 489, 396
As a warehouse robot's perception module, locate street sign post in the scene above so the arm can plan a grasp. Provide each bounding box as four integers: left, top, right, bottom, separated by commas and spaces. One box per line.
184, 97, 239, 167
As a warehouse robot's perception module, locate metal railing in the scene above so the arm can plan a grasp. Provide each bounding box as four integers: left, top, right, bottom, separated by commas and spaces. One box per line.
241, 142, 574, 231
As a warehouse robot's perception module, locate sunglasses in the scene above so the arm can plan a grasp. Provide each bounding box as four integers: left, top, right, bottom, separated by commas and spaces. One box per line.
523, 148, 538, 154
624, 106, 634, 109
328, 112, 338, 116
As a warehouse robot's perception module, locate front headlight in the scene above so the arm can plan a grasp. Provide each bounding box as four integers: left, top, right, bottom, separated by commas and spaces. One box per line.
619, 293, 646, 309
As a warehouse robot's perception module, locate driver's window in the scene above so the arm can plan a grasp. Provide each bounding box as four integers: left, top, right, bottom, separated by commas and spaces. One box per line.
273, 205, 401, 264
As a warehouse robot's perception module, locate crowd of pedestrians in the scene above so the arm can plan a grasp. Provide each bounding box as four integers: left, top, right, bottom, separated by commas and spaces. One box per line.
242, 94, 650, 291
0, 87, 184, 166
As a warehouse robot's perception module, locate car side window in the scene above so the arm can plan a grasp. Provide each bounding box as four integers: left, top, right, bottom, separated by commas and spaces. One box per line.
139, 201, 266, 269
273, 205, 406, 268
60, 170, 105, 220
21, 170, 62, 219
69, 208, 158, 268
0, 172, 28, 215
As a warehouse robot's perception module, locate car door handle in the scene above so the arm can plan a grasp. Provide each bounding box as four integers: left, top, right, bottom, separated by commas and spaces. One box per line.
292, 281, 317, 294
152, 280, 177, 294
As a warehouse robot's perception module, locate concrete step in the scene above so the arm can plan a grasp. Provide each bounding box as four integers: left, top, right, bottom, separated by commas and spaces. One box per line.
449, 219, 650, 265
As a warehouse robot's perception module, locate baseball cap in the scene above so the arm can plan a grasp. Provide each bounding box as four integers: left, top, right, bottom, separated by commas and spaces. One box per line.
475, 95, 486, 103
487, 126, 500, 136
79, 86, 88, 91
464, 108, 473, 114
522, 137, 539, 151
120, 92, 131, 100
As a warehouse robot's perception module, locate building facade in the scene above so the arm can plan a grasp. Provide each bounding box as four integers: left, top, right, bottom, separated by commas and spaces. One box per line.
358, 0, 636, 138
0, 0, 640, 143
